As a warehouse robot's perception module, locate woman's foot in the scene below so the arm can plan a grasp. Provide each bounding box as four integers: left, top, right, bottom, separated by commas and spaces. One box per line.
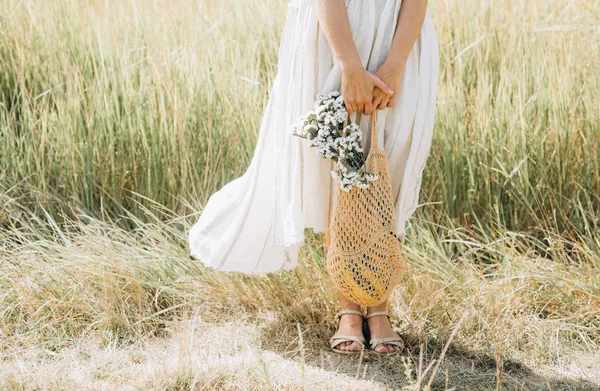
366, 304, 403, 354
329, 311, 364, 352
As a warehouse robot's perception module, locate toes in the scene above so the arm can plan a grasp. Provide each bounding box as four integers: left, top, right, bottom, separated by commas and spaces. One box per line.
374, 344, 397, 353
374, 344, 387, 353
332, 340, 364, 352
332, 340, 361, 351
339, 341, 357, 351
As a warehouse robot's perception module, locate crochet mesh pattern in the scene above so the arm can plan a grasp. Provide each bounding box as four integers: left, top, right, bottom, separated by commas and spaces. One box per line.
327, 114, 404, 306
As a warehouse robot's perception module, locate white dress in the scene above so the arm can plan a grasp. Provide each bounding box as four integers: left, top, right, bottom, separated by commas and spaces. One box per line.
188, 0, 439, 275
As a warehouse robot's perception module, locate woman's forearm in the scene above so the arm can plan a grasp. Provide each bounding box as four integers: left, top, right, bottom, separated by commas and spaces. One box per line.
384, 0, 429, 68
313, 0, 362, 72
314, 0, 393, 114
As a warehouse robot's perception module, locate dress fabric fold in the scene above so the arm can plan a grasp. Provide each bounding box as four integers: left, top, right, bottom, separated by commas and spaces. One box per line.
188, 0, 440, 274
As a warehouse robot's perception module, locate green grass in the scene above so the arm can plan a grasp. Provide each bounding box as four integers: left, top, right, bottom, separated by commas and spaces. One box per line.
0, 0, 599, 389
1, 0, 599, 236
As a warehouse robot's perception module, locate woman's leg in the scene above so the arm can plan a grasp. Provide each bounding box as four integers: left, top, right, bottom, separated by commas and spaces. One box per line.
366, 299, 402, 353
325, 229, 364, 351
366, 236, 405, 353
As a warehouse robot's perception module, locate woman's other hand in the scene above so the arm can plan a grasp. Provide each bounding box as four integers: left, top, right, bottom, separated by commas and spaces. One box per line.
342, 62, 393, 115
372, 61, 406, 110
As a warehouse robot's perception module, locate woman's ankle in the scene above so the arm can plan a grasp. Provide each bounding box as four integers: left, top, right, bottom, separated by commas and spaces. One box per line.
337, 290, 362, 312
366, 299, 388, 315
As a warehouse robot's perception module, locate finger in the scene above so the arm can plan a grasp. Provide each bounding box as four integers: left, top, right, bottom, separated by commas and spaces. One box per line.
372, 90, 385, 108
387, 95, 397, 108
378, 96, 390, 110
345, 100, 355, 113
356, 102, 364, 114
371, 75, 393, 95
379, 97, 390, 109
363, 102, 374, 115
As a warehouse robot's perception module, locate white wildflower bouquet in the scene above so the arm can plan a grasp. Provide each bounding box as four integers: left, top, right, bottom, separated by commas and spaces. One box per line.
292, 90, 378, 191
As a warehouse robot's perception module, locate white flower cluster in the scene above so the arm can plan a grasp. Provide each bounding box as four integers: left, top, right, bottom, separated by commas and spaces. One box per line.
292, 90, 378, 192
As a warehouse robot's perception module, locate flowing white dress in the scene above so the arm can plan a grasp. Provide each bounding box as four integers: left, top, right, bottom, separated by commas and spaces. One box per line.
188, 0, 439, 274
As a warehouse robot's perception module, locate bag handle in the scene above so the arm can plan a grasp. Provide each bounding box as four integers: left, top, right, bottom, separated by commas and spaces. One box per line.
343, 112, 379, 155
370, 112, 378, 149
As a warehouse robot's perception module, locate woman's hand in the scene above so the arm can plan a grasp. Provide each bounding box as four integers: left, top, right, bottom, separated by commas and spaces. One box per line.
342, 62, 393, 115
371, 61, 406, 110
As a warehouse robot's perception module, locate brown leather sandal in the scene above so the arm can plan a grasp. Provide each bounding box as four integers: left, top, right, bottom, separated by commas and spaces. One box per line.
329, 309, 366, 354
365, 311, 405, 355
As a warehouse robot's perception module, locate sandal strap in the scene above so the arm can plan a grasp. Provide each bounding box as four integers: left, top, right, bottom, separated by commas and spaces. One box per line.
330, 335, 366, 349
370, 336, 405, 349
365, 311, 390, 319
336, 309, 364, 319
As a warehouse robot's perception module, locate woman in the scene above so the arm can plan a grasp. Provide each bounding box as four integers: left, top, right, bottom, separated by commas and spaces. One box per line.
188, 0, 438, 355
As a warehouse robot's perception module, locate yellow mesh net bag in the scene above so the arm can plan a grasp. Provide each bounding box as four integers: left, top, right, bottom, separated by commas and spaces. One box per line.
327, 113, 404, 306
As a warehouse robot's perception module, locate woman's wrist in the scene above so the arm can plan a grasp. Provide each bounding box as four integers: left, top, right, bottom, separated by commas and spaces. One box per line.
340, 54, 363, 74
383, 51, 408, 71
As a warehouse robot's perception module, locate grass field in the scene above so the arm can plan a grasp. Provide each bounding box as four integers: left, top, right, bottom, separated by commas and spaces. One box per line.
1, 0, 599, 389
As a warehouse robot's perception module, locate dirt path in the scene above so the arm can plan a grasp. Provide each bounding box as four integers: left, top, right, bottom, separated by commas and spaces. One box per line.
2, 317, 598, 390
